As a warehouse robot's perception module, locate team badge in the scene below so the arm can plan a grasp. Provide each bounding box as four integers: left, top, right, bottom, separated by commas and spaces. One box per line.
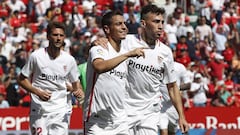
158, 56, 163, 63
97, 48, 104, 56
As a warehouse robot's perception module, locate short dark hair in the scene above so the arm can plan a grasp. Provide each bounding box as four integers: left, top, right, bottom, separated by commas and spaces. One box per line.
140, 4, 165, 20
101, 10, 123, 27
47, 21, 65, 36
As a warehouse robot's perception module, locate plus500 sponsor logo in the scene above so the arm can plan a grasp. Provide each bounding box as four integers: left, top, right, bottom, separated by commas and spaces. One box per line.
0, 116, 29, 130
189, 116, 240, 129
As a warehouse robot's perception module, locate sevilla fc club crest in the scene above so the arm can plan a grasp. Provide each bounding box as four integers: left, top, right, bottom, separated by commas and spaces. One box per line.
63, 65, 67, 72
158, 56, 163, 63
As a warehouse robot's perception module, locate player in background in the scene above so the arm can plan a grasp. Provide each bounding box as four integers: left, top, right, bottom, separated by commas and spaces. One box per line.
83, 10, 145, 135
17, 21, 84, 135
158, 61, 191, 135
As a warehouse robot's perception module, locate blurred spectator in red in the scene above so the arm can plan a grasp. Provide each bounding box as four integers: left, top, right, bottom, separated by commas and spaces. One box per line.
175, 47, 191, 67
222, 41, 235, 67
0, 1, 10, 18
207, 53, 228, 85
159, 30, 169, 45
224, 72, 235, 92
9, 11, 22, 28
176, 35, 188, 57
50, 7, 64, 22
61, 0, 75, 14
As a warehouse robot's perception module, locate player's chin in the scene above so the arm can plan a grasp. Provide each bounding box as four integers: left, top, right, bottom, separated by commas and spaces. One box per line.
155, 34, 161, 39
119, 34, 127, 39
54, 43, 63, 48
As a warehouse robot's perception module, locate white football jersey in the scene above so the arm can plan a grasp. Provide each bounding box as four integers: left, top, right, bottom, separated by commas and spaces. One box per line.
122, 35, 177, 114
21, 48, 79, 114
160, 62, 191, 120
84, 43, 128, 123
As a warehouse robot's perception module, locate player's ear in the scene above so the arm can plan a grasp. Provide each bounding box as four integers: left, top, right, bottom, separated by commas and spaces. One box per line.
141, 20, 146, 28
103, 25, 110, 34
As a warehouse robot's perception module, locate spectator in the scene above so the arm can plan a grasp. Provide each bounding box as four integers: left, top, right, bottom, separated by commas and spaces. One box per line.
162, 0, 177, 20
82, 0, 96, 15
187, 4, 199, 29
176, 35, 188, 57
165, 15, 178, 50
0, 93, 10, 108
222, 41, 235, 68
186, 30, 199, 61
113, 0, 124, 13
189, 73, 209, 107
212, 24, 227, 54
124, 1, 140, 23
6, 0, 26, 14
5, 66, 21, 106
195, 15, 212, 41
61, 0, 75, 14
207, 53, 228, 85
126, 13, 141, 34
177, 16, 195, 38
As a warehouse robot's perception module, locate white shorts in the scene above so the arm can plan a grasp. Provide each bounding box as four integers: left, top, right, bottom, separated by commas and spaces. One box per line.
128, 111, 160, 135
158, 113, 169, 129
84, 116, 129, 135
158, 107, 179, 134
30, 112, 69, 135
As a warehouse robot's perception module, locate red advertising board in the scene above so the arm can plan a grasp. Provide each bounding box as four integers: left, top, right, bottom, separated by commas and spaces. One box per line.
1, 107, 240, 131
184, 107, 240, 129
0, 107, 83, 131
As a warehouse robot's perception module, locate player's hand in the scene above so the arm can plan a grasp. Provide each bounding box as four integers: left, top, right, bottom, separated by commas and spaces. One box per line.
73, 89, 85, 105
37, 88, 52, 101
127, 47, 148, 58
91, 37, 108, 49
179, 117, 189, 134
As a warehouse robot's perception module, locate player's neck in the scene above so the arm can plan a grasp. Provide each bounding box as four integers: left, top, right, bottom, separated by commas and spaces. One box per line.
109, 38, 121, 52
47, 46, 61, 59
140, 33, 157, 46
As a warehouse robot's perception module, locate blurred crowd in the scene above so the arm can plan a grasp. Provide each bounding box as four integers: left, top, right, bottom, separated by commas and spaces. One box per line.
0, 0, 240, 108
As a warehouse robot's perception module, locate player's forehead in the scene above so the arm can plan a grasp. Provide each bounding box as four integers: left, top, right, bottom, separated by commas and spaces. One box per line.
111, 15, 125, 24
145, 12, 164, 21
